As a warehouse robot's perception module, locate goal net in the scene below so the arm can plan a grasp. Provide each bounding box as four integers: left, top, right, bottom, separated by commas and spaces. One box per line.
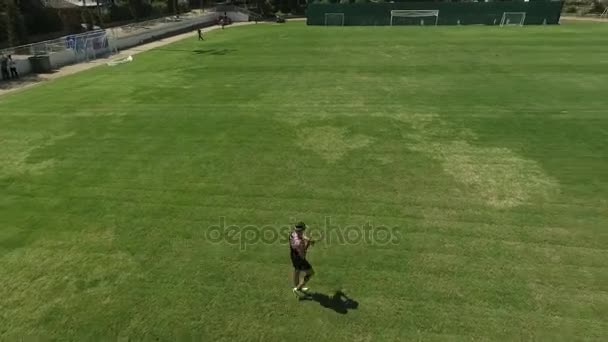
72, 31, 114, 63
325, 13, 345, 26
500, 12, 526, 26
390, 10, 439, 26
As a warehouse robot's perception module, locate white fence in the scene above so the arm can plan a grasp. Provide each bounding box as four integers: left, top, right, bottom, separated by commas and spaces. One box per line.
1, 30, 110, 76
108, 11, 226, 52
0, 10, 248, 78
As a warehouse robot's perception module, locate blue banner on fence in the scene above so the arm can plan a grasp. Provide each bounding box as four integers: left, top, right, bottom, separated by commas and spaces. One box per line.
66, 36, 76, 49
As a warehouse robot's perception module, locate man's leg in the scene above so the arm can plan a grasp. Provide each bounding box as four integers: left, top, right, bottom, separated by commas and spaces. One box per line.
293, 269, 300, 288
292, 269, 305, 297
304, 269, 315, 284
297, 268, 314, 290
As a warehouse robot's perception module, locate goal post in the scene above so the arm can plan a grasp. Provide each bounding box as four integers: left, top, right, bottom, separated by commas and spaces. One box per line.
73, 31, 116, 63
601, 8, 608, 19
500, 12, 526, 26
390, 10, 439, 26
325, 13, 345, 26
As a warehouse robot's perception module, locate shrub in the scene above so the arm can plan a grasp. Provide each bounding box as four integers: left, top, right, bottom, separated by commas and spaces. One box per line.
23, 8, 63, 36
150, 2, 167, 16
107, 5, 135, 22
259, 0, 276, 16
177, 1, 190, 14
58, 9, 84, 33
589, 0, 606, 14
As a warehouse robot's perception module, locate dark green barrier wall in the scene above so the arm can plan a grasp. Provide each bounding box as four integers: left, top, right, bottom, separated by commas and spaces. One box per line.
307, 2, 564, 26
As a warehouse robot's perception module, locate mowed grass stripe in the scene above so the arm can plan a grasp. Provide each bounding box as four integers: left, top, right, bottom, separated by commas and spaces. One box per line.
4, 185, 607, 241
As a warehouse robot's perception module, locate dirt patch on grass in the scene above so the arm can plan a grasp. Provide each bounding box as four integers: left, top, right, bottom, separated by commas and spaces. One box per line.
0, 132, 74, 178
297, 126, 373, 163
400, 113, 558, 208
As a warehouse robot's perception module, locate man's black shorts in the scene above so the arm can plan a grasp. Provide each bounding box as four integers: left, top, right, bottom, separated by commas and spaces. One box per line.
291, 255, 312, 271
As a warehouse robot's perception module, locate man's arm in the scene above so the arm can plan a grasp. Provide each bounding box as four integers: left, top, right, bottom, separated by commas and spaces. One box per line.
304, 236, 315, 248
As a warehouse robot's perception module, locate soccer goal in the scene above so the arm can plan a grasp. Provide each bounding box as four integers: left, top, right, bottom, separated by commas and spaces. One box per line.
73, 31, 116, 63
500, 12, 526, 26
325, 13, 345, 26
390, 10, 439, 26
601, 8, 608, 19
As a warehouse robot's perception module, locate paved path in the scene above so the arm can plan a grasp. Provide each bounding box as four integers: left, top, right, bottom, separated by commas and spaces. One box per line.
561, 16, 608, 23
0, 21, 257, 97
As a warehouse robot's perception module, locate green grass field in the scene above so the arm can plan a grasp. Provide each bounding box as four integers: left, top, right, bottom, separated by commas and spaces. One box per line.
1, 21, 607, 340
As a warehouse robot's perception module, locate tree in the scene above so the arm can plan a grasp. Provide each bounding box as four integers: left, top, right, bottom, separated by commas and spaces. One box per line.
251, 0, 275, 16
129, 0, 146, 19
1, 0, 26, 45
166, 0, 176, 14
95, 0, 104, 27
589, 0, 606, 14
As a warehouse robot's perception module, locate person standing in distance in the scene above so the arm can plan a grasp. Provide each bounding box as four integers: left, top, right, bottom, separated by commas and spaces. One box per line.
197, 28, 204, 41
290, 222, 315, 297
8, 55, 18, 79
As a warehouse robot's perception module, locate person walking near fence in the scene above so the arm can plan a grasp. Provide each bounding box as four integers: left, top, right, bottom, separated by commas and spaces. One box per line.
8, 55, 18, 79
0, 54, 9, 81
198, 28, 204, 41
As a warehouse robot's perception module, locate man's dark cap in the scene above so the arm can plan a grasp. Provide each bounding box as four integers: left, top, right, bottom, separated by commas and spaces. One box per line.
294, 222, 306, 231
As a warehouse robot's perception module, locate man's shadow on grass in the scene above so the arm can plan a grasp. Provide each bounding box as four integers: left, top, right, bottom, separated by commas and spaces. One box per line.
157, 48, 236, 56
192, 49, 235, 55
299, 291, 359, 314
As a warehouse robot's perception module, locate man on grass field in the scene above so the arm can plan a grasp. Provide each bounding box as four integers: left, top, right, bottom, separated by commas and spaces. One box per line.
290, 222, 315, 297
